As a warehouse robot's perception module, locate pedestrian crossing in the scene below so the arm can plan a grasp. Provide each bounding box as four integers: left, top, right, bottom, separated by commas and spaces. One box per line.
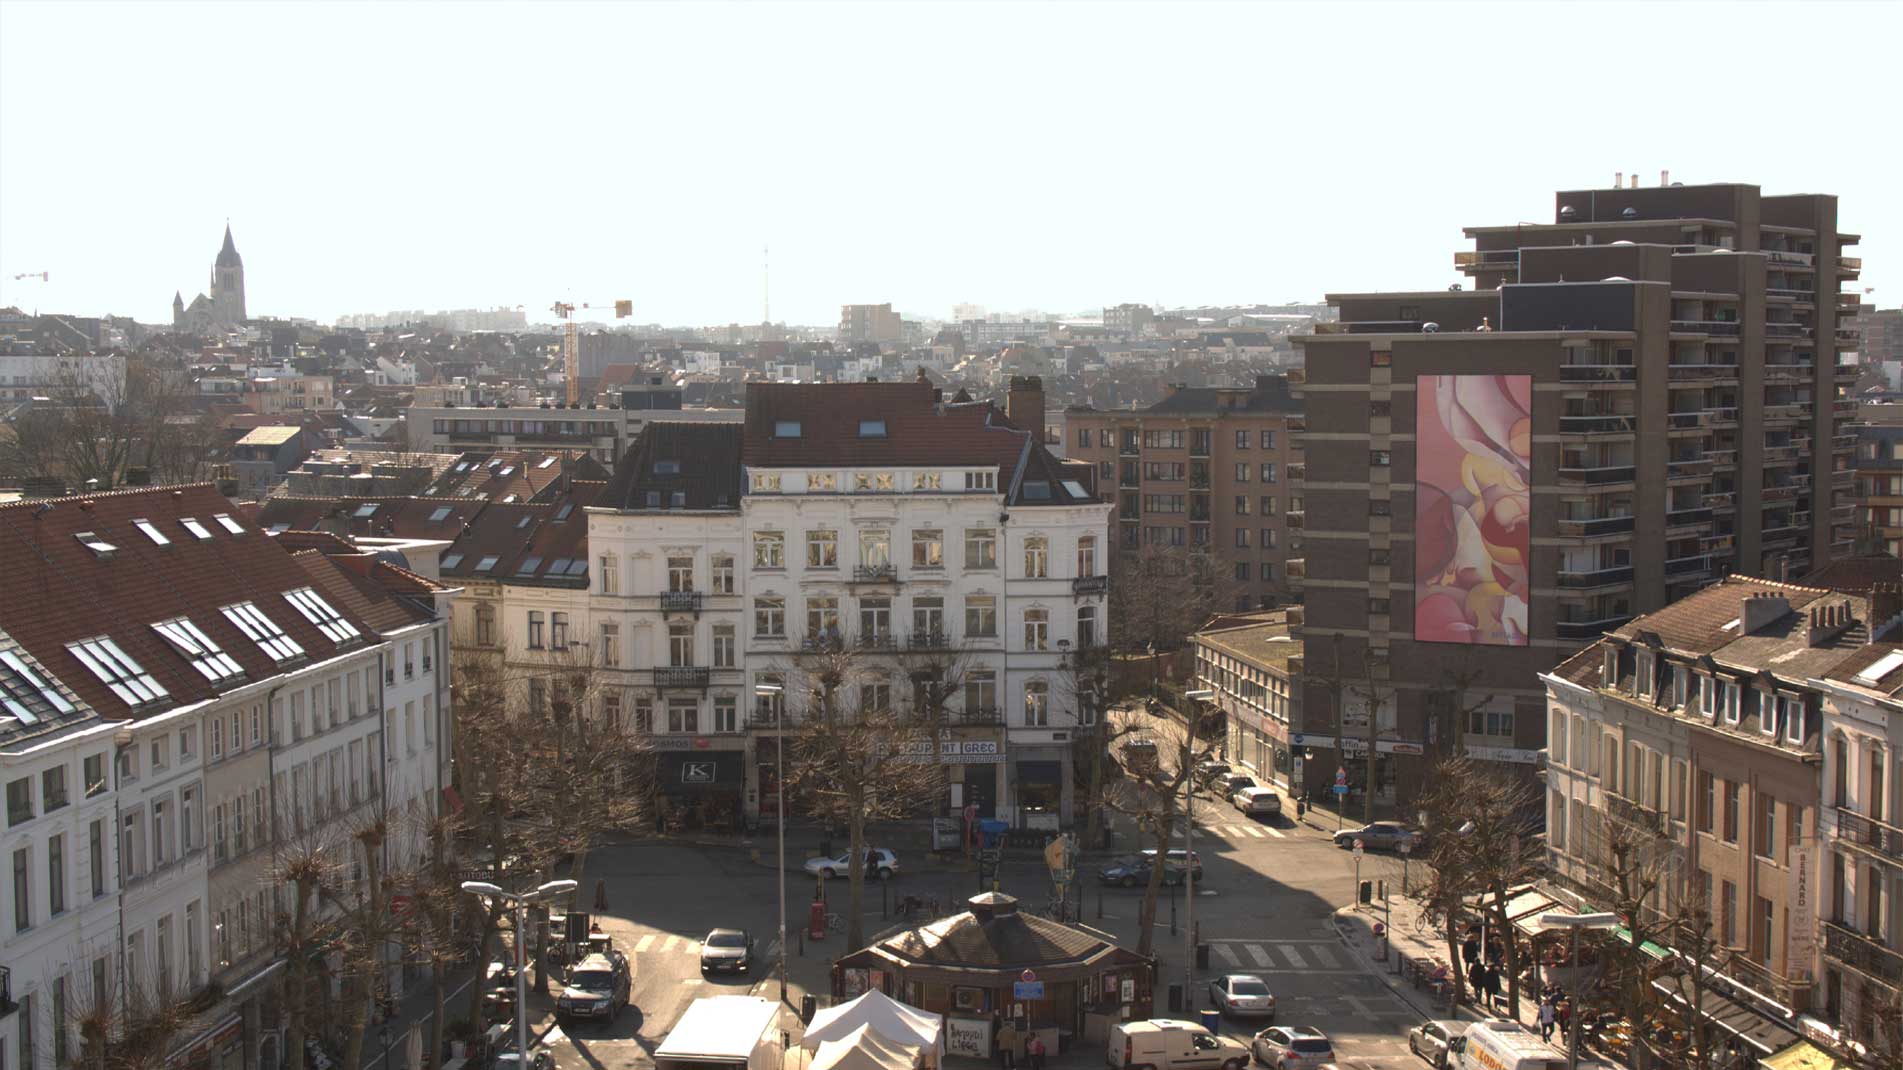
1202, 823, 1289, 840
631, 932, 705, 955
1205, 939, 1344, 972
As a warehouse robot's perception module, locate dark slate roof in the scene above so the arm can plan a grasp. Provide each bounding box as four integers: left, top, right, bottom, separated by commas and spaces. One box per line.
867, 895, 1111, 970
256, 496, 482, 540
600, 423, 743, 512
1143, 374, 1302, 415
424, 449, 605, 503
436, 480, 604, 586
216, 224, 242, 268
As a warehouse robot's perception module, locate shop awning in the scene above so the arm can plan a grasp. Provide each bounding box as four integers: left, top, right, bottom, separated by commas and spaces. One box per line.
657, 751, 744, 792
1763, 1040, 1852, 1070
1612, 926, 1671, 960
1648, 975, 1802, 1056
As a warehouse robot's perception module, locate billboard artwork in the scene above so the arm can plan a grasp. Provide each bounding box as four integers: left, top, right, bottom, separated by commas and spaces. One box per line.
1415, 374, 1531, 646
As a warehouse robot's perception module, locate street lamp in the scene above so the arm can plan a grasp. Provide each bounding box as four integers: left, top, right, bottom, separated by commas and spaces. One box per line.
1182, 689, 1214, 1009
461, 878, 579, 1064
1539, 911, 1620, 1070
756, 682, 788, 1003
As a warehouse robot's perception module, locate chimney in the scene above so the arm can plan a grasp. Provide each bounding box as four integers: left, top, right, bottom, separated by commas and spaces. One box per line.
1872, 583, 1903, 640
1007, 375, 1045, 445
1741, 592, 1791, 634
1629, 173, 1639, 189
1615, 171, 1623, 189
1807, 599, 1858, 647
1660, 169, 1670, 187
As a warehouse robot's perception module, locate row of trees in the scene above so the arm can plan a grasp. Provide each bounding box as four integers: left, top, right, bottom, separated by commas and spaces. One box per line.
0, 356, 226, 489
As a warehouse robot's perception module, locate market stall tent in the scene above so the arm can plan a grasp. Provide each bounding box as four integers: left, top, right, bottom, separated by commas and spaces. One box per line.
811, 1024, 922, 1070
804, 990, 944, 1060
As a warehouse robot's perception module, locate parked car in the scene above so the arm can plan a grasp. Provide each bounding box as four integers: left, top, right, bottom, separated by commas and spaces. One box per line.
1122, 737, 1161, 772
1213, 772, 1259, 796
493, 1052, 555, 1070
1207, 974, 1277, 1019
1231, 786, 1282, 817
1407, 1020, 1469, 1067
1194, 760, 1233, 787
1107, 1019, 1250, 1070
803, 847, 899, 880
1143, 848, 1203, 878
1252, 1027, 1334, 1070
555, 952, 629, 1024
1333, 822, 1420, 851
699, 928, 754, 974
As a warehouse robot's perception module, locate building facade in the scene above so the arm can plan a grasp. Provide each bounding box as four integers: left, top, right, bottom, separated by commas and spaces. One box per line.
1190, 612, 1302, 792
839, 304, 903, 346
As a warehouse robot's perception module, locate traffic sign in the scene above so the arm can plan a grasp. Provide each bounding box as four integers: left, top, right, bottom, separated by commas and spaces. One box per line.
1352, 841, 1365, 860
1013, 980, 1045, 999
1021, 969, 1038, 982
1335, 767, 1348, 786
1398, 840, 1413, 855
1332, 784, 1349, 795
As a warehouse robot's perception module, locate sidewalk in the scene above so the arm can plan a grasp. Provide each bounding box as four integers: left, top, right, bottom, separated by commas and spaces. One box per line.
1332, 893, 1541, 1027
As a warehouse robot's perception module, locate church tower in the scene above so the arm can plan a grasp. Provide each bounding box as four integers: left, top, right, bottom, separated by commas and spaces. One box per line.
211, 224, 246, 324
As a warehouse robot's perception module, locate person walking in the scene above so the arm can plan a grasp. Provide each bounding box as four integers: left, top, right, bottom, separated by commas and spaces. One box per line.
1555, 998, 1572, 1041
998, 1021, 1019, 1070
593, 878, 609, 913
1028, 1033, 1047, 1070
1538, 999, 1556, 1042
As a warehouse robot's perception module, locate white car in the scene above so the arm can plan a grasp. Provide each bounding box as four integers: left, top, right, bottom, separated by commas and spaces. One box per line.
1407, 1020, 1469, 1068
1231, 786, 1282, 816
803, 847, 899, 880
1253, 1028, 1333, 1070
1207, 974, 1277, 1019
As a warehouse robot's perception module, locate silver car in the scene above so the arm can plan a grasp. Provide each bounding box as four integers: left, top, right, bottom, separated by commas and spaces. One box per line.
1408, 1020, 1469, 1067
1253, 1027, 1333, 1070
803, 847, 899, 880
1207, 974, 1277, 1019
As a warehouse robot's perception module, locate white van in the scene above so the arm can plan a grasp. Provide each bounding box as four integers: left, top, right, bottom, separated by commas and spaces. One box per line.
1107, 1019, 1251, 1070
1231, 787, 1282, 816
1446, 1021, 1567, 1070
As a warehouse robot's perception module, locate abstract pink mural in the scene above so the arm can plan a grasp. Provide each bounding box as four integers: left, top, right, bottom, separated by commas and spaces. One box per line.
1414, 374, 1531, 646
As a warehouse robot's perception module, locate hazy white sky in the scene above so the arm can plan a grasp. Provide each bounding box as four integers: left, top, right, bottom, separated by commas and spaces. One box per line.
1, 0, 1894, 327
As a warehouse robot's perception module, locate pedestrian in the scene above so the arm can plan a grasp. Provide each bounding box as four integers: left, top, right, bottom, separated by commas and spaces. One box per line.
594, 879, 609, 913
998, 1020, 1018, 1070
1555, 998, 1572, 1039
1538, 999, 1556, 1042
1028, 1033, 1047, 1070
1484, 965, 1503, 1011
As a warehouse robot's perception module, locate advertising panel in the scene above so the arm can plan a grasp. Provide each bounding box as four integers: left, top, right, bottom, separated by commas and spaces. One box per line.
1415, 374, 1532, 646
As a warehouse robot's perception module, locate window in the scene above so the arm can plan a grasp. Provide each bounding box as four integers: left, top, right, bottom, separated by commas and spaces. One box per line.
1235, 529, 1251, 548
67, 637, 168, 707
753, 532, 785, 569
1235, 495, 1253, 516
755, 596, 786, 637
600, 623, 621, 667
713, 624, 736, 667
151, 801, 168, 867
1261, 463, 1279, 482
151, 618, 243, 684
1078, 605, 1098, 647
222, 602, 304, 663
669, 621, 695, 667
1024, 536, 1048, 578
912, 530, 944, 569
1724, 780, 1740, 842
527, 611, 545, 649
6, 777, 29, 826
1142, 430, 1185, 449
1260, 430, 1276, 449
966, 528, 997, 569
528, 677, 546, 715
1024, 680, 1050, 726
600, 554, 618, 594
858, 680, 892, 716
1235, 561, 1251, 581
913, 597, 945, 639
1369, 451, 1391, 468
133, 517, 171, 546
667, 698, 699, 734
475, 604, 496, 647
1261, 528, 1277, 549
752, 472, 783, 492
550, 612, 568, 650
713, 696, 737, 733
1077, 535, 1097, 577
965, 596, 997, 638
1757, 794, 1777, 858
754, 674, 785, 723
284, 587, 360, 643
965, 470, 996, 491
475, 554, 500, 573
42, 767, 67, 812
1235, 429, 1250, 449
1023, 607, 1049, 651
1468, 706, 1515, 738
1, 649, 74, 724
965, 671, 997, 716
1780, 694, 1804, 743
711, 554, 735, 593
806, 530, 838, 569
859, 596, 891, 642
90, 819, 104, 896
181, 787, 197, 853
1369, 499, 1392, 517
859, 529, 891, 569
806, 596, 841, 640
913, 471, 942, 490
12, 846, 28, 931
1234, 463, 1251, 483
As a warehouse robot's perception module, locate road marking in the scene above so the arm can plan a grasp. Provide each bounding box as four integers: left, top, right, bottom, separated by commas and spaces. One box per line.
1215, 944, 1242, 967
635, 934, 657, 953
1245, 944, 1273, 968
1277, 944, 1308, 969
1310, 945, 1340, 969
1263, 825, 1287, 839
1243, 826, 1266, 838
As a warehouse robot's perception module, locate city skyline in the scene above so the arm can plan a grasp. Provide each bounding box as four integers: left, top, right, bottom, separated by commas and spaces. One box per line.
1, 0, 1894, 328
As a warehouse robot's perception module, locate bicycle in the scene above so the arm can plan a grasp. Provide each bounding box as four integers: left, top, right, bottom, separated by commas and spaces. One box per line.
825, 912, 844, 932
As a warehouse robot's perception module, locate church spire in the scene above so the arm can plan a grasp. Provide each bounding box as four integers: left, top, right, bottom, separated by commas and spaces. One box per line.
216, 223, 242, 268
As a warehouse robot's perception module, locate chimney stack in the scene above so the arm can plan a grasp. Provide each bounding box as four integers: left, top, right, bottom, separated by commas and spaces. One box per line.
1007, 375, 1046, 446
1629, 173, 1639, 189
1615, 171, 1623, 189
1661, 169, 1670, 186
1872, 583, 1903, 639
1806, 599, 1858, 647
1741, 592, 1792, 634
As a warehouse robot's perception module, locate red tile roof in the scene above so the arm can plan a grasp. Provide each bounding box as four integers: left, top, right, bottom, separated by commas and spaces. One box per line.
0, 484, 375, 720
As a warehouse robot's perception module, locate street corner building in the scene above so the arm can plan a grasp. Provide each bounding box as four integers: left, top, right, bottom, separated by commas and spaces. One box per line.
831, 892, 1154, 1057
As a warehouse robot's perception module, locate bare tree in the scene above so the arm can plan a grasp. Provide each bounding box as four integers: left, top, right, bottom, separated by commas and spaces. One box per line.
1109, 544, 1245, 693
1092, 713, 1219, 957
51, 946, 206, 1070
1408, 757, 1486, 1015
783, 641, 946, 949
1057, 642, 1121, 848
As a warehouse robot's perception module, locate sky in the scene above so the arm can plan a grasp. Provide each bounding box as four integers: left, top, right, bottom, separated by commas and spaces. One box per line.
0, 0, 1896, 328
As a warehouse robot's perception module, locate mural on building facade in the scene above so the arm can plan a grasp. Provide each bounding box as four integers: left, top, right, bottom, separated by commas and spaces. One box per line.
1415, 374, 1531, 646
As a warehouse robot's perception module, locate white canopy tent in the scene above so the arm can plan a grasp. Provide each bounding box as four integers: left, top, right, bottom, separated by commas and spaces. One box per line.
811, 1025, 921, 1070
802, 990, 944, 1061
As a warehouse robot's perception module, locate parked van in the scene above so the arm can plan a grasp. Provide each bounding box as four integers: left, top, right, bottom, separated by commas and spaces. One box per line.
1107, 1019, 1251, 1070
1446, 1021, 1567, 1070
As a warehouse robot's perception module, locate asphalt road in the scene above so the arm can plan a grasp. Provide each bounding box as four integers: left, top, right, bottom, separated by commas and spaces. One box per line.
536, 707, 1434, 1070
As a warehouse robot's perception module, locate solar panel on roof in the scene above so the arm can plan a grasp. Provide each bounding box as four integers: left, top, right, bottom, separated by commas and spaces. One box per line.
1856, 650, 1903, 685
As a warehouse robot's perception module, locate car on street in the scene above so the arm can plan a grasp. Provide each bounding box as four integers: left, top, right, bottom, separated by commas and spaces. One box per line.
1207, 974, 1277, 1019
1194, 760, 1233, 787
1122, 737, 1161, 772
1097, 848, 1203, 887
1230, 786, 1282, 817
699, 928, 754, 974
555, 952, 630, 1024
1407, 1020, 1469, 1067
1252, 1027, 1334, 1070
803, 847, 900, 880
493, 1051, 555, 1070
1333, 822, 1420, 851
1213, 772, 1259, 796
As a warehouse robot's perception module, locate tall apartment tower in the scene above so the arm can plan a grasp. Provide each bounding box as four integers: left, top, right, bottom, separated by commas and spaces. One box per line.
1291, 179, 1862, 804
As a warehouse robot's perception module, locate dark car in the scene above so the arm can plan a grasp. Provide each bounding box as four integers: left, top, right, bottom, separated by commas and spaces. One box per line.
555, 952, 629, 1023
1194, 760, 1234, 788
700, 928, 754, 974
1097, 849, 1204, 888
1333, 822, 1420, 851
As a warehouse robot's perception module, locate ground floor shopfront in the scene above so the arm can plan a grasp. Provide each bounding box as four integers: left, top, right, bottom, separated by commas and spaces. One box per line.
651, 735, 749, 830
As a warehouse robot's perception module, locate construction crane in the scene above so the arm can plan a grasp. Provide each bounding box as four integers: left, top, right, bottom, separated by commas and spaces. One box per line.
552, 298, 633, 406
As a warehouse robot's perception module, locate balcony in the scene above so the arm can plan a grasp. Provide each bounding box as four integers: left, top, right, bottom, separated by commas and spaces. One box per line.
1836, 399, 1860, 417
1704, 406, 1740, 427
1667, 457, 1715, 480
1703, 532, 1736, 551
1837, 363, 1863, 381
852, 564, 898, 584
1671, 320, 1743, 336
1766, 250, 1815, 267
1607, 793, 1666, 834
1557, 515, 1635, 538
1558, 465, 1636, 486
1704, 492, 1736, 511
661, 590, 703, 613
1665, 553, 1714, 578
1287, 417, 1306, 432
1556, 615, 1635, 641
1835, 469, 1858, 487
906, 630, 952, 650
1287, 511, 1304, 530
1765, 322, 1811, 339
1763, 484, 1801, 503
1559, 364, 1637, 383
1556, 565, 1635, 589
957, 706, 1005, 726
1764, 362, 1814, 383
1073, 575, 1110, 595
1189, 441, 1212, 458
1841, 256, 1864, 272
1666, 411, 1707, 431
857, 632, 898, 650
1561, 414, 1637, 435
1287, 463, 1304, 483
1666, 507, 1714, 529
1763, 404, 1806, 423
1668, 363, 1736, 383
1455, 249, 1519, 271
1766, 287, 1814, 302
1286, 559, 1306, 581
1762, 445, 1801, 465
1706, 448, 1739, 469
1832, 503, 1858, 522
1824, 920, 1903, 985
654, 667, 711, 690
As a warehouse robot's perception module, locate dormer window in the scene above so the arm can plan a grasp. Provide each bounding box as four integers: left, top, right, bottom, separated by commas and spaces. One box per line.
75, 531, 118, 558
654, 461, 681, 476
859, 420, 887, 438
775, 421, 802, 438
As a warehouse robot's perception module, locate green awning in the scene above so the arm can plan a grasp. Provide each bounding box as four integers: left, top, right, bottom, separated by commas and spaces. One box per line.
1611, 926, 1671, 960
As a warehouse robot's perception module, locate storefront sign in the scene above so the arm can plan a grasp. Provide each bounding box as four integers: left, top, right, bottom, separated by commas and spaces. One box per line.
946, 1017, 993, 1059
1465, 745, 1540, 765
650, 736, 746, 751
1289, 734, 1424, 756
1120, 977, 1136, 1002
1013, 980, 1045, 999
1788, 844, 1816, 980
890, 739, 1006, 764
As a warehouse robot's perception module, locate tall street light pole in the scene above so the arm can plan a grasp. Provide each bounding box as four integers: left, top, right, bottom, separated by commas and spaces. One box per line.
462, 878, 578, 1063
1539, 911, 1619, 1070
1183, 689, 1214, 1009
757, 682, 788, 1003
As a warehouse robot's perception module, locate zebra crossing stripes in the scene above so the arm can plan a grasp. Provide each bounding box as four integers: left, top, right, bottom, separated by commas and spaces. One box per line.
631, 933, 703, 954
1204, 824, 1287, 840
1204, 940, 1345, 972
1214, 944, 1243, 967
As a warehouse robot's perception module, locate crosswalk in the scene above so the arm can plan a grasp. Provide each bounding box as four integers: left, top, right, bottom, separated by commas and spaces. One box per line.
1201, 823, 1289, 840
630, 932, 705, 955
1204, 938, 1346, 972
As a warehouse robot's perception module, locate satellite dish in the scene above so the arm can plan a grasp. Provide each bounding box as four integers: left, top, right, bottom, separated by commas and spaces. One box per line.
1422, 322, 1441, 333
1559, 205, 1577, 219
1622, 207, 1639, 219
